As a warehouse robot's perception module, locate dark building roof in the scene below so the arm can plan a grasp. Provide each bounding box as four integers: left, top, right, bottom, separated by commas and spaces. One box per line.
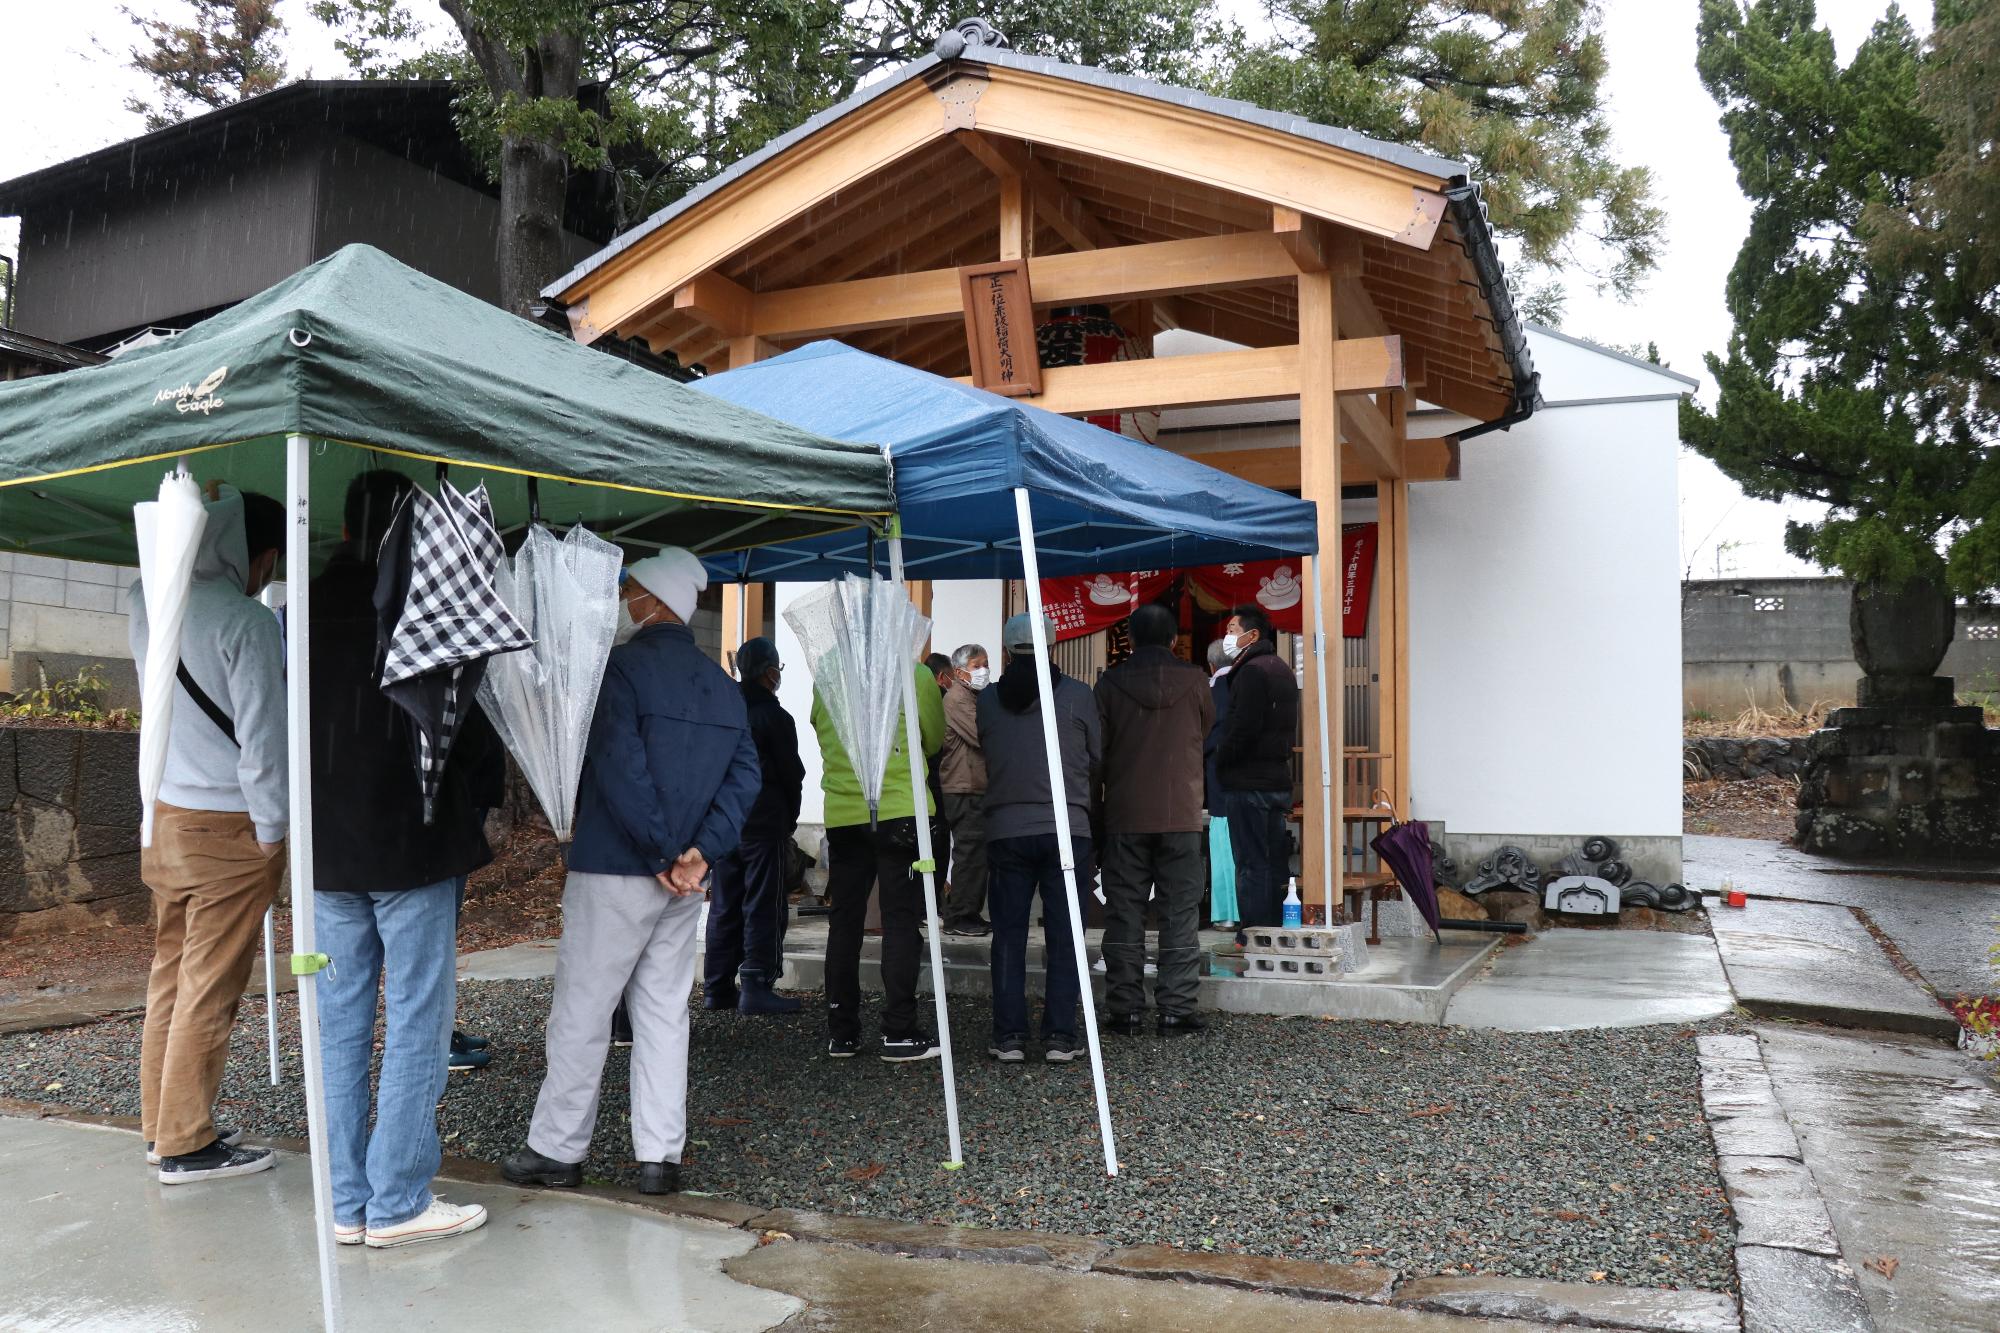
0, 326, 107, 373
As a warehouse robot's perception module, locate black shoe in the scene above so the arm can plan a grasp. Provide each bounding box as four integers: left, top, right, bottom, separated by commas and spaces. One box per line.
611, 1003, 634, 1048
944, 920, 992, 937
737, 976, 802, 1016
637, 1161, 682, 1196
1105, 1012, 1145, 1038
703, 986, 739, 1011
147, 1125, 243, 1166
1044, 1034, 1084, 1063
502, 1147, 582, 1188
827, 1036, 860, 1059
988, 1035, 1025, 1062
449, 1045, 491, 1072
1157, 1012, 1207, 1036
158, 1140, 275, 1185
452, 1030, 490, 1052
880, 1031, 942, 1063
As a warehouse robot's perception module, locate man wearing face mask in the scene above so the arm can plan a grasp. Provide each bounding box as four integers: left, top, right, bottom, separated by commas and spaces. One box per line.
506, 548, 760, 1197
703, 636, 806, 1015
128, 485, 288, 1184
1215, 604, 1298, 929
939, 643, 991, 937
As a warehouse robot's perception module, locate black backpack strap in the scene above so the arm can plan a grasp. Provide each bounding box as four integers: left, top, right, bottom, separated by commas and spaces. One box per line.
176, 660, 239, 748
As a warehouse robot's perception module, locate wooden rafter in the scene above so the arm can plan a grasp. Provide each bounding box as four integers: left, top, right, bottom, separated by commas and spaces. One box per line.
951, 337, 1402, 415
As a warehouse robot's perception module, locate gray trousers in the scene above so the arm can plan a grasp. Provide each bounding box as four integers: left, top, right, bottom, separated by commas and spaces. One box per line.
941, 792, 988, 925
1100, 831, 1206, 1018
528, 871, 703, 1165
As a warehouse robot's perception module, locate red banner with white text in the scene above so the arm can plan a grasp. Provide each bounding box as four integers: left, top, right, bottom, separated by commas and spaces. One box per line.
1038, 525, 1378, 643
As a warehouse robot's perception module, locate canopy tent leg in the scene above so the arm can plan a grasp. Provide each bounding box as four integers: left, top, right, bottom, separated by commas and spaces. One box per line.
1311, 564, 1336, 927
885, 538, 965, 1168
1012, 488, 1119, 1178
285, 433, 343, 1330
263, 907, 280, 1085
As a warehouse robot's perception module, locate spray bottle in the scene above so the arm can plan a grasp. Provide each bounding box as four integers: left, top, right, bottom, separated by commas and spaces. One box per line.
1282, 876, 1303, 929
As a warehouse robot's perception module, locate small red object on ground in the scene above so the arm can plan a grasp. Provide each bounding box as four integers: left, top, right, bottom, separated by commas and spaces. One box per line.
1725, 889, 1748, 908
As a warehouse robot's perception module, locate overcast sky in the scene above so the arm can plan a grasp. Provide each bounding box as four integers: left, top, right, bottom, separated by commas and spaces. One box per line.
0, 1, 1927, 580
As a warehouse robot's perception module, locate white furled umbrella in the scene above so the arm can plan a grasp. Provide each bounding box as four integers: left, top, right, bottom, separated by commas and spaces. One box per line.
785, 572, 963, 1166
132, 468, 209, 847
475, 523, 623, 840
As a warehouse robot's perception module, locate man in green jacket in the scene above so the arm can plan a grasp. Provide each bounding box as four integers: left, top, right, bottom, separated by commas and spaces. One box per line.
813, 661, 944, 1061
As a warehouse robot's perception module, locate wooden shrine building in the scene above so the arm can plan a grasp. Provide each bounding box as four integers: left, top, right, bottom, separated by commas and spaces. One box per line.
543, 19, 1544, 900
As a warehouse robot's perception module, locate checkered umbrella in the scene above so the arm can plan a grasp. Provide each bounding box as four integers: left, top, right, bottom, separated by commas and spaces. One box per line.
375, 481, 533, 822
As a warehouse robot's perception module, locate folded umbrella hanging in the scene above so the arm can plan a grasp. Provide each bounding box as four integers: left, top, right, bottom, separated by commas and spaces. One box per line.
132, 469, 209, 847
475, 523, 624, 841
376, 480, 533, 822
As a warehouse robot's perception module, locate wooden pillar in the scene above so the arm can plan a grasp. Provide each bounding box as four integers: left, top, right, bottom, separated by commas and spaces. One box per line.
1297, 267, 1343, 908
911, 581, 934, 654
721, 338, 773, 670
1375, 475, 1409, 814
999, 172, 1031, 261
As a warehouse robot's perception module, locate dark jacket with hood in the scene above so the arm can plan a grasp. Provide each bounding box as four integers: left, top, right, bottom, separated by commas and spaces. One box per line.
309, 547, 506, 893
977, 655, 1101, 844
1096, 645, 1214, 835
740, 677, 805, 842
1216, 636, 1298, 795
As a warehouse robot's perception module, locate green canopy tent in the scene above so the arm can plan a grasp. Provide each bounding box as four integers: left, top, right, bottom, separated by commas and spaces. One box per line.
0, 245, 894, 1331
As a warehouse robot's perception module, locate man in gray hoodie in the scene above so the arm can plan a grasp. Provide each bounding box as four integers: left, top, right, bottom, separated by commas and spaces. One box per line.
128, 485, 288, 1184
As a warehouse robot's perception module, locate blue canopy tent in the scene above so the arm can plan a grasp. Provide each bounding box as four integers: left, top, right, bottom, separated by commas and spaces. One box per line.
692, 342, 1333, 1178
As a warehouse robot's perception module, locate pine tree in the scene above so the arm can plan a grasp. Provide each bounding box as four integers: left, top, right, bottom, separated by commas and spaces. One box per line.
1209, 1, 1664, 321
125, 0, 289, 131
1684, 1, 1992, 618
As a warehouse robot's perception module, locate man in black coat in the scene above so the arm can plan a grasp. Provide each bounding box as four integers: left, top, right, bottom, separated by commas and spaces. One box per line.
704, 636, 807, 1014
1215, 604, 1299, 928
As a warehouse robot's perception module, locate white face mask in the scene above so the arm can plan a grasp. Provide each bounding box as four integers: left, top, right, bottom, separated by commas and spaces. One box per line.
1221, 633, 1241, 661
968, 667, 990, 690
614, 599, 656, 646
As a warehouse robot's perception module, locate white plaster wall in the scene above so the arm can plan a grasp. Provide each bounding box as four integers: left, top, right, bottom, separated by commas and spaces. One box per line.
773, 582, 828, 826
1406, 398, 1682, 837
928, 579, 1006, 667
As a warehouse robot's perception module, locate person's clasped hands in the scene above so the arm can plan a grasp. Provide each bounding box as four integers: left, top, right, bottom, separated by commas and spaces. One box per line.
657, 847, 710, 896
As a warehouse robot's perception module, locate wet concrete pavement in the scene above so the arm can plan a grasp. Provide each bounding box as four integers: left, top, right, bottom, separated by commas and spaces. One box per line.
1443, 929, 1735, 1031
1684, 835, 2000, 999
0, 1115, 799, 1332
1757, 1026, 2000, 1333
726, 1240, 1564, 1332
1706, 898, 1956, 1037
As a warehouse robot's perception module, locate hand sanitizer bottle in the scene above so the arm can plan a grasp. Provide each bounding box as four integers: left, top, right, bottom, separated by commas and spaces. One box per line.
1282, 877, 1303, 929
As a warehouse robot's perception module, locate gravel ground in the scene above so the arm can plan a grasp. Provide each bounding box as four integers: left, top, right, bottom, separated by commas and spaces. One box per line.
0, 981, 1738, 1291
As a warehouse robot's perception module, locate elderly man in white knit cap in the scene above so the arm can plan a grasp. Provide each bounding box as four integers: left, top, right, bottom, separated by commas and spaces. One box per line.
503, 548, 762, 1196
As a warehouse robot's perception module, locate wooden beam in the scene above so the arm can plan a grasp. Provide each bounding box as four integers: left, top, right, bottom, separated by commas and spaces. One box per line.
672, 272, 754, 336
1297, 266, 1343, 910
999, 172, 1030, 262
1273, 206, 1328, 272
728, 335, 779, 369
948, 337, 1401, 415
1183, 435, 1456, 488
967, 68, 1448, 251
957, 131, 1115, 253
750, 232, 1306, 340
1339, 393, 1399, 479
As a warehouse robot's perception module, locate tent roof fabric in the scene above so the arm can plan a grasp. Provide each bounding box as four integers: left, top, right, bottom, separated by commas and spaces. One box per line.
691, 342, 1320, 581
0, 245, 894, 562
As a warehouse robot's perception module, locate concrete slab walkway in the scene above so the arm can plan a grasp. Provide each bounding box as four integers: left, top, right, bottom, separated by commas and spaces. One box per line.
1757, 1026, 2000, 1333
1705, 897, 1955, 1038
0, 1115, 800, 1332
1444, 930, 1736, 1032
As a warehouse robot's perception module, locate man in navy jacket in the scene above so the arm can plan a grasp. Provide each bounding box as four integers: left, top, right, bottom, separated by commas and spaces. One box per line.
504, 548, 759, 1196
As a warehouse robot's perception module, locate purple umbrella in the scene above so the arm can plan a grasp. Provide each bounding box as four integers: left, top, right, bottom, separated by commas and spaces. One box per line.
1370, 815, 1442, 941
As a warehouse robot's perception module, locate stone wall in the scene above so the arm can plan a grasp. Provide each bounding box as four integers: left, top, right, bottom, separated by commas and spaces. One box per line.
0, 723, 146, 936
1683, 736, 1808, 782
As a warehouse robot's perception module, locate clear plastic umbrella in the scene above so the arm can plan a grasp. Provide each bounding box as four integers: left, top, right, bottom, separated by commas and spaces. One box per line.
783, 574, 929, 827
132, 468, 208, 847
475, 523, 623, 840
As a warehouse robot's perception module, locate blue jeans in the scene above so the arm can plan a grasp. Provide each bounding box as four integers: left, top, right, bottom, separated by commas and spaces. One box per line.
1224, 790, 1290, 927
315, 878, 460, 1229
987, 833, 1092, 1042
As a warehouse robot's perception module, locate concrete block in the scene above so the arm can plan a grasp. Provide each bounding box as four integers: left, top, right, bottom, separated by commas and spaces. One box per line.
14, 574, 66, 607
65, 561, 123, 586
62, 582, 116, 614
1095, 1244, 1397, 1304
12, 554, 67, 581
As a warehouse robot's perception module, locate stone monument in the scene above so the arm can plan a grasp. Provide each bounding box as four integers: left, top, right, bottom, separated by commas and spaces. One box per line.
1795, 577, 2000, 860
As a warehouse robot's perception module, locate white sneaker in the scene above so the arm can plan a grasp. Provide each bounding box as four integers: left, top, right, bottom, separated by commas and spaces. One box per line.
364, 1197, 488, 1249
335, 1221, 366, 1247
